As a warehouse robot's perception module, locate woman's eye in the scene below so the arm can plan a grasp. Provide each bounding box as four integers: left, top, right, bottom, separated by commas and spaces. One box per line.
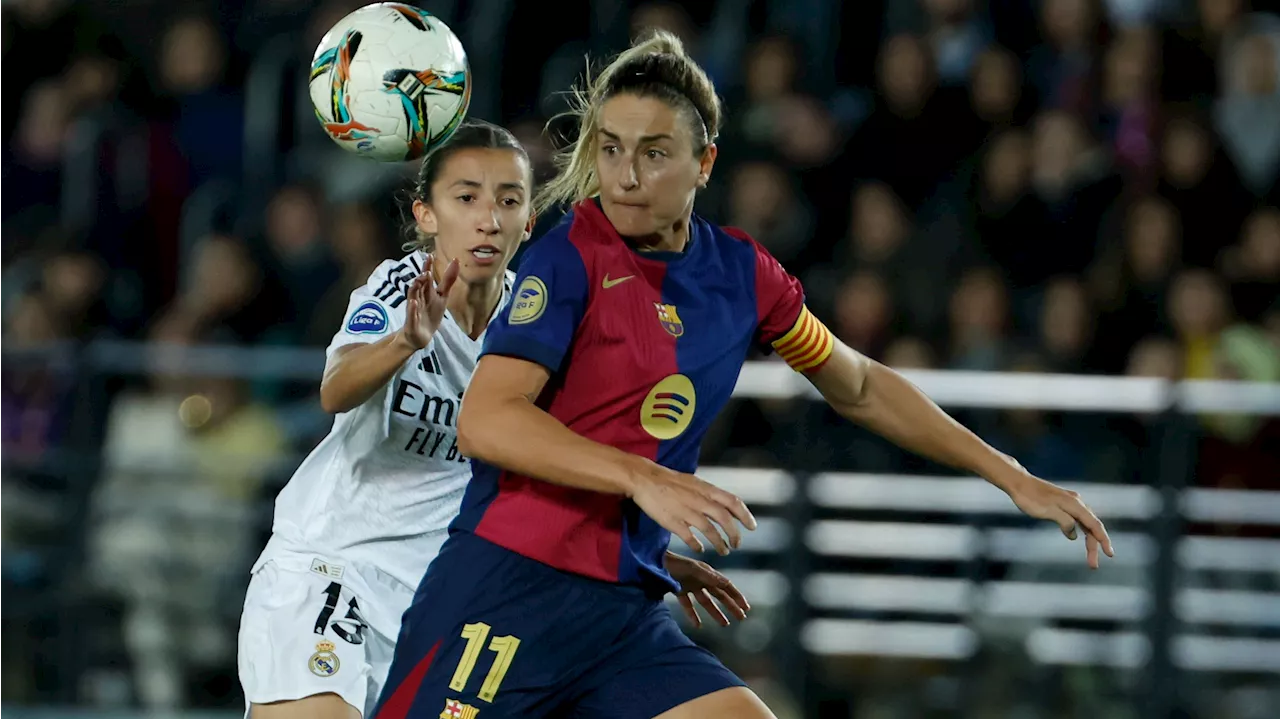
458, 194, 474, 203
646, 149, 665, 160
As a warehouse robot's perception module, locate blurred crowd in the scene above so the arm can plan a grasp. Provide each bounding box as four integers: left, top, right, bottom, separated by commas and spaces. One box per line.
3, 0, 1280, 713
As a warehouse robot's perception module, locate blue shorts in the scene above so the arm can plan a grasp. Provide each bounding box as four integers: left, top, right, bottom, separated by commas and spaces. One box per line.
371, 532, 745, 719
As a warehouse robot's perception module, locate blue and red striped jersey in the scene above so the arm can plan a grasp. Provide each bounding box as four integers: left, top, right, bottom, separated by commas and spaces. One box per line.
451, 198, 820, 594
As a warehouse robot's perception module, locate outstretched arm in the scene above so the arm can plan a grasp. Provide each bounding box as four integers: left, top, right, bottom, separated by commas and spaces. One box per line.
320, 260, 459, 413
807, 340, 1115, 568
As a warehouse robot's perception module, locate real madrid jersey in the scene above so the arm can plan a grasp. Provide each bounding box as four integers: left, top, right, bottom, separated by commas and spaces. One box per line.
258, 250, 515, 590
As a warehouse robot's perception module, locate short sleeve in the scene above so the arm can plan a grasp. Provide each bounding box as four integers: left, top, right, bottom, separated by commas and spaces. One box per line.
481, 231, 589, 373
752, 242, 835, 373
736, 230, 805, 349
326, 260, 411, 358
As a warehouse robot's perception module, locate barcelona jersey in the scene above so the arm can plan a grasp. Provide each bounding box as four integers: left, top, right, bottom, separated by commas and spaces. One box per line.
450, 198, 828, 594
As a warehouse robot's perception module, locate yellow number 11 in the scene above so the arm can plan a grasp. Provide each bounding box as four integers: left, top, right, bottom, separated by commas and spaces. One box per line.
447, 622, 522, 703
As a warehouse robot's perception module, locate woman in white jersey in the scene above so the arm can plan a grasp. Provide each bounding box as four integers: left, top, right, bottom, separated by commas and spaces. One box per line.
238, 120, 749, 719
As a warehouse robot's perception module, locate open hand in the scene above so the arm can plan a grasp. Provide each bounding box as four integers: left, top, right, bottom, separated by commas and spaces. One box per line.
398, 256, 459, 350
666, 552, 750, 628
628, 462, 757, 556
1009, 474, 1115, 569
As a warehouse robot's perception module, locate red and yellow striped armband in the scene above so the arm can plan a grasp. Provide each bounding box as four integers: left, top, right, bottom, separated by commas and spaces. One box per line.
770, 306, 834, 374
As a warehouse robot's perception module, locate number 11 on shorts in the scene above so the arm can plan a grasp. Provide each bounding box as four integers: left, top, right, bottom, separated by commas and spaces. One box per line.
447, 622, 522, 703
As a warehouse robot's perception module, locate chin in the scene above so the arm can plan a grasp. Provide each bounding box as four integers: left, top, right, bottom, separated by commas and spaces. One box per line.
602, 206, 656, 238
458, 262, 505, 283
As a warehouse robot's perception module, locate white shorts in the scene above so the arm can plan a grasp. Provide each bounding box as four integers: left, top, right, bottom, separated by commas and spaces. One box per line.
237, 552, 415, 717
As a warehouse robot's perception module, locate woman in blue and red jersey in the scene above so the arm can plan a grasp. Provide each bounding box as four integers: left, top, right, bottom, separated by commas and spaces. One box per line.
372, 31, 1114, 719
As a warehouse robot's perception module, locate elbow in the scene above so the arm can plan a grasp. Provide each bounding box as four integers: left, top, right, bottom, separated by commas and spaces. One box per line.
319, 382, 351, 415
456, 399, 491, 460
458, 392, 522, 463
815, 345, 874, 416
842, 359, 882, 415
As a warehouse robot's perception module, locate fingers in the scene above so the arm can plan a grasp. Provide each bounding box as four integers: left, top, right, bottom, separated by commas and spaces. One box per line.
695, 589, 730, 627
673, 525, 705, 555
1064, 497, 1114, 558
687, 513, 731, 556
677, 593, 701, 629
648, 474, 754, 557
704, 502, 742, 551
405, 290, 419, 326
1049, 507, 1077, 540
405, 267, 433, 324
1085, 532, 1100, 570
712, 586, 748, 622
713, 574, 751, 616
722, 490, 758, 532
685, 485, 754, 556
438, 259, 460, 297
410, 277, 427, 316
702, 482, 757, 533
1046, 488, 1114, 569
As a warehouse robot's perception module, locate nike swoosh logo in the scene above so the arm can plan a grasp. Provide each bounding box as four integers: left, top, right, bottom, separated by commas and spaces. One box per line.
602, 274, 635, 289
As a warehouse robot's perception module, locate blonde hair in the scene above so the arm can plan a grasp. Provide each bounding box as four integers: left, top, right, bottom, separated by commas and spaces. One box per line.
533, 30, 722, 217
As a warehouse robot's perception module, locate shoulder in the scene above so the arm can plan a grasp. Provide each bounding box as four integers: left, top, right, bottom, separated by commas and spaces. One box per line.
361, 251, 427, 306
695, 220, 781, 272
522, 212, 588, 265
339, 252, 425, 336
711, 224, 792, 277
702, 219, 804, 311
712, 223, 768, 257
516, 214, 591, 288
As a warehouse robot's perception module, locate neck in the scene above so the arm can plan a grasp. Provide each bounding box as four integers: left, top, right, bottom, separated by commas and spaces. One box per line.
626, 205, 695, 254
437, 262, 505, 340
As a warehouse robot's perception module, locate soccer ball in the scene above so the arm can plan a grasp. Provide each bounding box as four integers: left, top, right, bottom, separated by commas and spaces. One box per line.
308, 3, 471, 162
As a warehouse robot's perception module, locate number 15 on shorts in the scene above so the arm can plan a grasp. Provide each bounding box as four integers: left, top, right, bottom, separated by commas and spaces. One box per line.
448, 622, 521, 703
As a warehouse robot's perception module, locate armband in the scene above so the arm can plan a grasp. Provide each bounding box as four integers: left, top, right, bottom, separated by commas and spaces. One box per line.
770, 306, 834, 374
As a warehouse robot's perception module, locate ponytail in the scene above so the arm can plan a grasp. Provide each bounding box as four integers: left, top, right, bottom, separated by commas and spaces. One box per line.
533, 30, 722, 217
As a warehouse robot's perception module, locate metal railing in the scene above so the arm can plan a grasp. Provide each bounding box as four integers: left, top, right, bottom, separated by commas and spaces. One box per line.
3, 342, 1278, 717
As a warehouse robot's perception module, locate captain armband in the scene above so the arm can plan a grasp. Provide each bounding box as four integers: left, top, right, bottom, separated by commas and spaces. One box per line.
770, 306, 834, 374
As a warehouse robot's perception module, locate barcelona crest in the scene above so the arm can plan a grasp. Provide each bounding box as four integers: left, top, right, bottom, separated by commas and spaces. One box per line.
440, 698, 479, 719
654, 303, 683, 337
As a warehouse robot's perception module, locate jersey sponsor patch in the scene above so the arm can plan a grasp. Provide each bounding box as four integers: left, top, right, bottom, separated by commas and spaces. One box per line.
509, 276, 548, 325
348, 300, 390, 335
641, 374, 696, 440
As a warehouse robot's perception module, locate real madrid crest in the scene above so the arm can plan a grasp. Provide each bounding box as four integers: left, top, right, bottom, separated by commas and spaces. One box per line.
309, 640, 340, 677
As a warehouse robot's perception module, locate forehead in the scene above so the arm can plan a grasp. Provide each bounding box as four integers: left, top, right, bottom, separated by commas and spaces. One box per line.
598, 94, 690, 142
435, 147, 530, 185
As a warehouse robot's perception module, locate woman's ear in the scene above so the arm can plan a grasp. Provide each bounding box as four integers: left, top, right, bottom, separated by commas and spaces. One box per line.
413, 199, 437, 236
697, 143, 718, 188
522, 211, 537, 242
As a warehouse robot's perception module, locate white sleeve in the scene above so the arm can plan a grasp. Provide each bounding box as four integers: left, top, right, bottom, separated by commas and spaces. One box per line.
325, 258, 417, 358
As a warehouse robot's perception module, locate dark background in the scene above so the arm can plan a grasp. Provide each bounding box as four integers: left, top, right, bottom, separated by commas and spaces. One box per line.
3, 0, 1279, 717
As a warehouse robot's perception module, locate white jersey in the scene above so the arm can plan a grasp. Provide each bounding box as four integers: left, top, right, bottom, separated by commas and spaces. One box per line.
255, 250, 514, 590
